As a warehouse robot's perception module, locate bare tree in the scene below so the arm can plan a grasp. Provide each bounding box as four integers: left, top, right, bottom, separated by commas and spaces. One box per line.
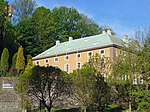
13, 0, 36, 19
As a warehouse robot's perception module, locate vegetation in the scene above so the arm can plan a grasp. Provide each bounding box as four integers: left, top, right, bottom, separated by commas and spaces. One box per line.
0, 0, 149, 112
15, 46, 25, 74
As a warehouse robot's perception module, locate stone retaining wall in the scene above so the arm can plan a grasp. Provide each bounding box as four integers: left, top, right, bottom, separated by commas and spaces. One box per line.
0, 77, 21, 112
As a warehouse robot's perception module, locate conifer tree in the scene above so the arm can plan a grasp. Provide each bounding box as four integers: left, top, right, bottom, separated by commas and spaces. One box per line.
16, 46, 25, 73
0, 48, 9, 74
12, 53, 17, 68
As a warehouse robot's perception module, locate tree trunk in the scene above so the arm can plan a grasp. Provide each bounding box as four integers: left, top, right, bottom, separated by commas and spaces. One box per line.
83, 106, 86, 112
129, 101, 131, 112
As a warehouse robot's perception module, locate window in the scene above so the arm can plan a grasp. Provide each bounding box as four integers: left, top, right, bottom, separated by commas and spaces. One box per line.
101, 73, 106, 81
100, 58, 105, 67
76, 53, 81, 58
139, 76, 143, 84
64, 55, 69, 60
87, 51, 93, 57
45, 59, 49, 64
99, 49, 105, 55
36, 61, 40, 65
64, 64, 69, 73
122, 75, 127, 80
133, 78, 137, 85
54, 65, 59, 68
54, 57, 59, 62
76, 62, 81, 69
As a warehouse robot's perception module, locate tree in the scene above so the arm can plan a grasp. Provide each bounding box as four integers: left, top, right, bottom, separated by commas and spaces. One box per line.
71, 54, 111, 112
31, 6, 56, 56
15, 61, 34, 111
27, 66, 69, 112
52, 7, 102, 41
0, 48, 9, 76
110, 28, 150, 111
13, 0, 36, 19
16, 46, 25, 74
15, 18, 36, 56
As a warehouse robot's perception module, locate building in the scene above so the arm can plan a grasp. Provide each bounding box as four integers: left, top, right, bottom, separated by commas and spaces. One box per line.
32, 30, 126, 73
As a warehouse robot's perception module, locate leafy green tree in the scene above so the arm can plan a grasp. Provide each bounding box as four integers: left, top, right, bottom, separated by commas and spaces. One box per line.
71, 54, 111, 112
27, 66, 69, 112
52, 7, 102, 41
0, 48, 9, 75
15, 18, 36, 56
31, 6, 56, 56
12, 53, 17, 68
13, 0, 36, 20
16, 46, 25, 74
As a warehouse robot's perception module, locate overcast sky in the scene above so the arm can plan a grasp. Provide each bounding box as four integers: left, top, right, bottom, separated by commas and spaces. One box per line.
9, 0, 150, 38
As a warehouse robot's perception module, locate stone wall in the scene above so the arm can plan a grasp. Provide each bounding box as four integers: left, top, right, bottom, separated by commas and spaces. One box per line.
0, 77, 21, 112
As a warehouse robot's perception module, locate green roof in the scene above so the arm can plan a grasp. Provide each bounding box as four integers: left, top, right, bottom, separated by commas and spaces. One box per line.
33, 33, 124, 60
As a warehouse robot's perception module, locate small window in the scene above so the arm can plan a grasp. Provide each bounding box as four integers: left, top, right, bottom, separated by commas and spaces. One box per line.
54, 65, 59, 68
99, 49, 105, 55
36, 61, 40, 65
139, 76, 143, 84
87, 51, 93, 57
64, 64, 69, 73
122, 75, 127, 80
64, 55, 69, 60
76, 53, 81, 58
76, 62, 81, 69
54, 57, 59, 62
45, 59, 49, 64
133, 78, 137, 85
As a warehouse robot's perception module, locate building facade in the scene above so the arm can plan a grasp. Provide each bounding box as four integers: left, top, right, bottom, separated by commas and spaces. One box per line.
32, 30, 125, 73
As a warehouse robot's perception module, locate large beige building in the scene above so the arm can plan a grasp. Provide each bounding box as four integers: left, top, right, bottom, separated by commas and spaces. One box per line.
32, 30, 126, 73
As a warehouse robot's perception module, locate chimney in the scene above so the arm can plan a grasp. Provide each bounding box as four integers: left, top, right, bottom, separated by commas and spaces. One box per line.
56, 40, 60, 45
124, 35, 128, 40
107, 29, 112, 35
69, 37, 73, 41
102, 30, 106, 34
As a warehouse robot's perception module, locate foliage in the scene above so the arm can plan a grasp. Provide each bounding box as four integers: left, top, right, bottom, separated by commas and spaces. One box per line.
133, 90, 150, 112
27, 66, 69, 112
0, 48, 9, 75
12, 53, 17, 68
13, 0, 36, 20
71, 54, 111, 112
52, 7, 102, 41
15, 46, 25, 74
15, 6, 103, 56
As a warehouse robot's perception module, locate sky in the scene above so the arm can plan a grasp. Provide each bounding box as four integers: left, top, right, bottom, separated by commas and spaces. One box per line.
8, 0, 150, 38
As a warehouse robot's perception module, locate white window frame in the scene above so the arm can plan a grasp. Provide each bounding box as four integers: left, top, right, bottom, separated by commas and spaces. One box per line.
133, 78, 137, 85
64, 64, 69, 73
99, 49, 105, 55
44, 59, 49, 64
139, 76, 143, 84
76, 62, 81, 69
76, 53, 81, 59
54, 57, 59, 62
54, 65, 59, 68
87, 51, 93, 57
64, 55, 69, 60
36, 60, 40, 65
